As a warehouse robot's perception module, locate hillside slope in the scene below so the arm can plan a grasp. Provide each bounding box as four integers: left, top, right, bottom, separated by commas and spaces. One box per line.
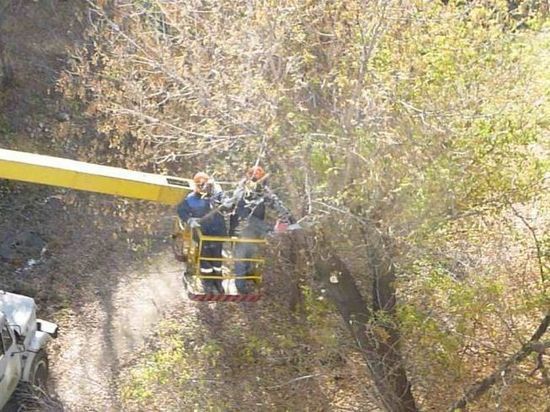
0, 3, 369, 410
0, 2, 188, 410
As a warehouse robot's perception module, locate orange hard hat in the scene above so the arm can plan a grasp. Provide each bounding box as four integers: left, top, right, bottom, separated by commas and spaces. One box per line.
247, 166, 265, 181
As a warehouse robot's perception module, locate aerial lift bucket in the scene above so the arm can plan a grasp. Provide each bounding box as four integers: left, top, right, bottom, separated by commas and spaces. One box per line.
173, 219, 266, 302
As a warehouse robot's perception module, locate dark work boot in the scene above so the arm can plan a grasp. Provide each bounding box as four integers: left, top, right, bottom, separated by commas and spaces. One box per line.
215, 281, 225, 295
236, 280, 250, 294
203, 281, 217, 295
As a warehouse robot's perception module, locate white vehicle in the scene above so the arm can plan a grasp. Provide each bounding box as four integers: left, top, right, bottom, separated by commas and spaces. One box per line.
0, 290, 58, 409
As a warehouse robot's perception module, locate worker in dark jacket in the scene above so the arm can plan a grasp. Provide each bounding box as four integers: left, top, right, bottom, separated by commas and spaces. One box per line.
226, 166, 293, 294
177, 172, 226, 294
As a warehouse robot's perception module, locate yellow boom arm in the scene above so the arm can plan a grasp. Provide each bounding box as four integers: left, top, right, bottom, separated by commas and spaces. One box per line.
0, 148, 191, 205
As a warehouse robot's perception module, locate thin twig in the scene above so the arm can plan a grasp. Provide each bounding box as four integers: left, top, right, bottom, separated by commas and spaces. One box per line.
265, 374, 321, 389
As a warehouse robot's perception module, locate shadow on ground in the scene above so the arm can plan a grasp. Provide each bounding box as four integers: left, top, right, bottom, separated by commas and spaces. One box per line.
0, 2, 181, 410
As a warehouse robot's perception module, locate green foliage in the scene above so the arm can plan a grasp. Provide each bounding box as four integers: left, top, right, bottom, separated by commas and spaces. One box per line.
119, 298, 352, 411
121, 321, 193, 408
63, 0, 549, 410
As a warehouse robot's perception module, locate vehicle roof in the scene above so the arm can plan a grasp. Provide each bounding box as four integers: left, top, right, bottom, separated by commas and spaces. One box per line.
0, 291, 36, 332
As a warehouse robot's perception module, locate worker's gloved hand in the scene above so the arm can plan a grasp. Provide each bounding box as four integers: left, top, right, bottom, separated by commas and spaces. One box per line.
188, 218, 201, 229
273, 219, 290, 233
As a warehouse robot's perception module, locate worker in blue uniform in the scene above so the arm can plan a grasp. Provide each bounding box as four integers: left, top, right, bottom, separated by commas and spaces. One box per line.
177, 172, 226, 294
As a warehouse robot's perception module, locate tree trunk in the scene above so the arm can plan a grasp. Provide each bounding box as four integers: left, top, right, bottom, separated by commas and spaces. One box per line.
315, 230, 417, 412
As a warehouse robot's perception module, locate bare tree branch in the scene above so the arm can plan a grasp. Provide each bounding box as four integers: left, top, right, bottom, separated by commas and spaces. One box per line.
447, 313, 550, 411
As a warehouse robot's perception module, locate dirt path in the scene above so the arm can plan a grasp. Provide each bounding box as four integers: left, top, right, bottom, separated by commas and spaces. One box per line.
0, 3, 201, 410
48, 252, 190, 411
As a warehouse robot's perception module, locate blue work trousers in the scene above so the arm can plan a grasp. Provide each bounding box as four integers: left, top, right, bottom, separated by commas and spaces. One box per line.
200, 241, 223, 289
